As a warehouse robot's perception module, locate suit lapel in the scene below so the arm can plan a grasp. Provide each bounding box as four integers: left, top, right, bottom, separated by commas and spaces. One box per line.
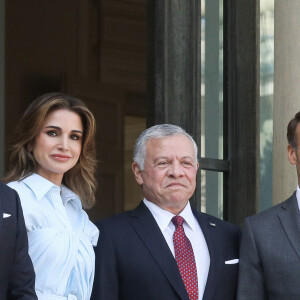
194, 211, 223, 300
278, 193, 300, 260
129, 202, 189, 300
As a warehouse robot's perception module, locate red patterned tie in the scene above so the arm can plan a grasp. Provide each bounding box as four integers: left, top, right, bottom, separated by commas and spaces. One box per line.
172, 216, 198, 300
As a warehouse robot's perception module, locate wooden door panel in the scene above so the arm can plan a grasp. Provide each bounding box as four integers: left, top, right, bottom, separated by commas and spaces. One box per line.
66, 78, 125, 220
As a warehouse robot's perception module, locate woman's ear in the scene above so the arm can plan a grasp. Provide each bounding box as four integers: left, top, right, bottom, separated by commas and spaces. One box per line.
27, 144, 33, 152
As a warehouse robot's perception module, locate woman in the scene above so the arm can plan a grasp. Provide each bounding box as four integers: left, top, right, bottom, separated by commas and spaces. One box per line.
4, 93, 99, 300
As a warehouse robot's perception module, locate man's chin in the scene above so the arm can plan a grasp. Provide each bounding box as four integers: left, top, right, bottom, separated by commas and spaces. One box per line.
166, 198, 189, 211
167, 192, 192, 203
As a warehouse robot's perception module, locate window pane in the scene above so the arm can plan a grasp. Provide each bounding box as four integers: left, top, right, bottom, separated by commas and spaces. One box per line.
201, 0, 224, 159
200, 169, 223, 219
260, 0, 274, 211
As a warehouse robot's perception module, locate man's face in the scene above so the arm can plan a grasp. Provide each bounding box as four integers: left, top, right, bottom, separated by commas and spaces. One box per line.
132, 134, 199, 215
288, 124, 300, 185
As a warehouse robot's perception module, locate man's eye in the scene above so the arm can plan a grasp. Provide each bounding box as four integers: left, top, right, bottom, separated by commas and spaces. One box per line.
182, 161, 192, 166
156, 161, 168, 168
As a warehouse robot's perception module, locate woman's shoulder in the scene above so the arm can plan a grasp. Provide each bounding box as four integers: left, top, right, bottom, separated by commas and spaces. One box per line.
7, 175, 45, 209
7, 178, 29, 194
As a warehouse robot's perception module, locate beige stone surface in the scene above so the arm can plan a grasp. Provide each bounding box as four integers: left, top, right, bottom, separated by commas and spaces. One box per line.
273, 0, 300, 204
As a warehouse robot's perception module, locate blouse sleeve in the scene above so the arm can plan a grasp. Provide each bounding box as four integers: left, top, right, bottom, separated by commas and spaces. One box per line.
84, 220, 99, 246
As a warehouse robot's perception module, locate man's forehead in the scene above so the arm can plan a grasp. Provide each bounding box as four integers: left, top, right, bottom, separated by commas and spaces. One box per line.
146, 134, 193, 144
152, 155, 194, 161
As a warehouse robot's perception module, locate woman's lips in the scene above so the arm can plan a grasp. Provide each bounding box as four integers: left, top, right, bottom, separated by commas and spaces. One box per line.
51, 154, 71, 162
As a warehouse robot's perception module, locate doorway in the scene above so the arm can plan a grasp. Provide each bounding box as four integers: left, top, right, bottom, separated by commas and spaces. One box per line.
4, 0, 147, 220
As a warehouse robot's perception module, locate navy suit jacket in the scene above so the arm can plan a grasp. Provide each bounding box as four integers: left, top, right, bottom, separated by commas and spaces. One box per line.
0, 182, 37, 299
91, 202, 240, 300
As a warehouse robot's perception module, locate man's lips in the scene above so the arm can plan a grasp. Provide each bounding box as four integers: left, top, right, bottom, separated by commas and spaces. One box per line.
166, 182, 185, 188
51, 154, 71, 161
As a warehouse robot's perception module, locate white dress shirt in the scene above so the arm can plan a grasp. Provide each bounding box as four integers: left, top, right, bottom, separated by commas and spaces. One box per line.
143, 198, 210, 300
296, 185, 300, 211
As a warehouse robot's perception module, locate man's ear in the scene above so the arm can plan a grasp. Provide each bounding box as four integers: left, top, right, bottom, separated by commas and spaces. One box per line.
287, 144, 297, 165
132, 162, 143, 185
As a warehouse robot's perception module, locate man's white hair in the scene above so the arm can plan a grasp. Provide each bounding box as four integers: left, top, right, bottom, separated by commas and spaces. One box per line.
133, 124, 198, 170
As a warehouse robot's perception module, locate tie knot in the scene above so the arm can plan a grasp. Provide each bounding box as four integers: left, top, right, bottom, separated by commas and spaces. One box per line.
172, 215, 185, 227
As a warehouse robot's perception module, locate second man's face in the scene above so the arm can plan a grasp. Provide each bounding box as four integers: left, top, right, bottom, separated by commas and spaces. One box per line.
287, 123, 300, 186
133, 134, 199, 215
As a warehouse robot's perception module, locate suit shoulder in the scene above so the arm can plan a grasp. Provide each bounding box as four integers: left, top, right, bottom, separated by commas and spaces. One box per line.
195, 210, 240, 233
0, 181, 17, 196
0, 183, 23, 221
243, 194, 296, 232
95, 210, 132, 228
247, 194, 294, 221
0, 181, 19, 206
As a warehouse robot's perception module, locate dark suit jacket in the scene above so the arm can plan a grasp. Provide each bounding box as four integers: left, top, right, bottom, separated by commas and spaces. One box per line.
0, 182, 37, 299
91, 202, 240, 300
237, 192, 300, 300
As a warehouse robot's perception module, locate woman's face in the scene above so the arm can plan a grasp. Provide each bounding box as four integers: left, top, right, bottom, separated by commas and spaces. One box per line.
30, 109, 83, 185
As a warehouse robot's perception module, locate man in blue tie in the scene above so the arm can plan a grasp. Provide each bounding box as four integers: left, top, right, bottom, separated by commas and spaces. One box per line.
0, 181, 37, 299
91, 124, 240, 300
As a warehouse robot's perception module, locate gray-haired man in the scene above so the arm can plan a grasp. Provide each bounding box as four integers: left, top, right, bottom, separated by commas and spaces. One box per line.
91, 124, 240, 300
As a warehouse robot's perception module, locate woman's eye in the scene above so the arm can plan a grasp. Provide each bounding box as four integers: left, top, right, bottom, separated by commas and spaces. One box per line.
47, 131, 57, 137
71, 134, 81, 140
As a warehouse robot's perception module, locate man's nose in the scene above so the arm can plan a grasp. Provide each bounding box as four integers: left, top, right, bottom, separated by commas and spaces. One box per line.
167, 162, 184, 177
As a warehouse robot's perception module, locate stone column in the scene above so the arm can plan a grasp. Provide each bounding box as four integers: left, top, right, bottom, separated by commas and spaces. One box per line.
273, 0, 300, 205
225, 0, 260, 224
147, 0, 202, 210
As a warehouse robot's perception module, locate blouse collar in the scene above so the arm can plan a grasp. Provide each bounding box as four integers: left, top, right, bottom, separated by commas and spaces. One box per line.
22, 173, 80, 206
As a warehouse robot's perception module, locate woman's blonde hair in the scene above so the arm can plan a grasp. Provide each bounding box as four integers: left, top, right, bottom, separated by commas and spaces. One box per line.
4, 92, 97, 209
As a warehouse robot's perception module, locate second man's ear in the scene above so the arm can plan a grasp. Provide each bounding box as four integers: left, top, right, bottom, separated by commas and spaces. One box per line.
287, 144, 297, 165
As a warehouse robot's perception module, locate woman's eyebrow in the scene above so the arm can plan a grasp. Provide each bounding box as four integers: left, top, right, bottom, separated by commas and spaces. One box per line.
45, 126, 83, 134
72, 130, 83, 134
45, 125, 61, 130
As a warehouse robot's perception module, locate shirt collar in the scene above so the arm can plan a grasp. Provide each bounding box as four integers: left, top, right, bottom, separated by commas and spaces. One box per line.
143, 198, 197, 232
60, 185, 80, 206
297, 185, 300, 211
22, 173, 56, 201
22, 173, 79, 205
179, 202, 197, 231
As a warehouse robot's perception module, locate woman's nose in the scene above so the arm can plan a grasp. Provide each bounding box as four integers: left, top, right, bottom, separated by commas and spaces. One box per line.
57, 136, 69, 151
